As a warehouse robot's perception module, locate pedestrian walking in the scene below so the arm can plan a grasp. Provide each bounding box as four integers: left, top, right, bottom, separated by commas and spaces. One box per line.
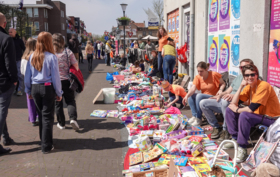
8, 28, 25, 96
162, 37, 176, 84
157, 27, 168, 74
24, 32, 62, 154
0, 13, 18, 154
101, 42, 105, 59
94, 41, 98, 59
52, 33, 80, 131
68, 34, 79, 62
85, 41, 94, 73
21, 38, 39, 126
105, 40, 112, 66
78, 44, 84, 63
97, 41, 101, 59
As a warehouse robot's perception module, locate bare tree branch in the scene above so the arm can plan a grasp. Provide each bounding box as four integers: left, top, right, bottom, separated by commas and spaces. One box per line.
152, 0, 164, 26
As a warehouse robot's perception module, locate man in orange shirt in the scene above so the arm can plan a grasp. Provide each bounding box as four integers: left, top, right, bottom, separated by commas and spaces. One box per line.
161, 81, 187, 109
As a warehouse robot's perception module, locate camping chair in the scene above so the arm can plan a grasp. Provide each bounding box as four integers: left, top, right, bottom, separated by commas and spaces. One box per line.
238, 125, 280, 174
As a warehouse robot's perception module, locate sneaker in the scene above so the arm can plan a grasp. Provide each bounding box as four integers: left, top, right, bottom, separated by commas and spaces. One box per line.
57, 123, 65, 130
211, 127, 223, 139
223, 138, 237, 149
0, 145, 11, 155
16, 91, 23, 96
2, 137, 14, 146
70, 120, 79, 131
188, 116, 197, 124
218, 130, 230, 142
235, 147, 248, 163
42, 145, 54, 154
32, 122, 39, 126
190, 118, 202, 126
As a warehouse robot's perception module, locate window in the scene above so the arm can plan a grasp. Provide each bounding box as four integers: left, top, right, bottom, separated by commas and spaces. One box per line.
62, 23, 65, 30
26, 8, 32, 17
44, 9, 48, 18
44, 22, 48, 31
34, 8, 39, 17
149, 31, 152, 35
61, 10, 64, 17
34, 22, 39, 31
143, 31, 146, 36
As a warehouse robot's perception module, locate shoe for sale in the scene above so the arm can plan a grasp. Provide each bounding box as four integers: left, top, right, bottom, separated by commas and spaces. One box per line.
218, 130, 230, 142
223, 138, 237, 149
2, 137, 14, 146
57, 123, 65, 130
188, 116, 197, 124
70, 120, 79, 131
190, 118, 202, 126
211, 127, 223, 139
42, 145, 54, 154
234, 147, 248, 163
16, 91, 23, 96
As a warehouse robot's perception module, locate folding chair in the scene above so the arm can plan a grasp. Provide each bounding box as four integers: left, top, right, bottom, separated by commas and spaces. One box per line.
237, 125, 280, 174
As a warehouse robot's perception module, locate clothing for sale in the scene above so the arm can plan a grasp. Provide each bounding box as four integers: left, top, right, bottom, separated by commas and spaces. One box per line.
145, 43, 156, 59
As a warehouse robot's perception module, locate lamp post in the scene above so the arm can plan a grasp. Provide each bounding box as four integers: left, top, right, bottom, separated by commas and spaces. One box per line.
120, 3, 128, 56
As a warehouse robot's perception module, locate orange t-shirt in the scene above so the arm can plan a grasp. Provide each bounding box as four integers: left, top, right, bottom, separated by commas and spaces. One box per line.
110, 51, 114, 58
193, 71, 222, 96
239, 80, 280, 117
170, 85, 187, 98
158, 35, 168, 52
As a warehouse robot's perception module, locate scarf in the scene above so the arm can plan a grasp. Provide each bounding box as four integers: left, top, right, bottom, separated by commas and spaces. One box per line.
106, 42, 112, 49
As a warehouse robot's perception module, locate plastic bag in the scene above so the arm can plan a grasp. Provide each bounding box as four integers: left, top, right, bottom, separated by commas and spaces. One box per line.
106, 73, 114, 81
177, 43, 187, 63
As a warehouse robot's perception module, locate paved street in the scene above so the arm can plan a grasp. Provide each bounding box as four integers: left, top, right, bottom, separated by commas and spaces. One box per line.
1, 59, 129, 177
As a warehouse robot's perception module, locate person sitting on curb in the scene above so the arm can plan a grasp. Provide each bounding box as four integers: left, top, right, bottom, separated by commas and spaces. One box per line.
200, 59, 254, 141
182, 62, 226, 126
223, 64, 280, 163
161, 80, 187, 109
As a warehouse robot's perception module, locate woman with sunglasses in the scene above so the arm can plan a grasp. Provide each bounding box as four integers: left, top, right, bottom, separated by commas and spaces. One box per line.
223, 64, 280, 163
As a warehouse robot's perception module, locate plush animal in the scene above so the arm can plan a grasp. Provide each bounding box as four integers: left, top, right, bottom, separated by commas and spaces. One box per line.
251, 163, 280, 177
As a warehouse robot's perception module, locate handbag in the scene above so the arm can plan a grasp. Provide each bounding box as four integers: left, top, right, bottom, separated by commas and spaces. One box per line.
65, 49, 78, 92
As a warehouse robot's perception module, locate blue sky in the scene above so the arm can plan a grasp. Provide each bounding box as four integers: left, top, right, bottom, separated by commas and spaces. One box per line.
6, 0, 154, 35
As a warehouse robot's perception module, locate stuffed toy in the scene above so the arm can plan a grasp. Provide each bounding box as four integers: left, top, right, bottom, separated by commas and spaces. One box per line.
251, 163, 280, 177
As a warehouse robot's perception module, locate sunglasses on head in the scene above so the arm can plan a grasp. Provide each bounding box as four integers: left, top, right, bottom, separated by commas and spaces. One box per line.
244, 73, 256, 77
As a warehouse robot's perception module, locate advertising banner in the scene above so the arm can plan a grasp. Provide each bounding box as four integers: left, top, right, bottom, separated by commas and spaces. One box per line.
219, 0, 230, 30
218, 34, 230, 72
167, 9, 179, 48
267, 0, 280, 87
209, 0, 219, 32
208, 35, 219, 72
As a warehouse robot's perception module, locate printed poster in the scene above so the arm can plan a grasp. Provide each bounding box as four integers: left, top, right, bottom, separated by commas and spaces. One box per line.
218, 34, 230, 72
208, 35, 219, 72
209, 0, 219, 32
167, 9, 179, 48
219, 0, 230, 30
267, 0, 280, 87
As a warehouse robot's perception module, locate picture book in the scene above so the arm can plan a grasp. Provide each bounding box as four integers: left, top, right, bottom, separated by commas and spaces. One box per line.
90, 110, 107, 118
179, 166, 195, 173
193, 164, 211, 177
143, 143, 167, 162
129, 151, 143, 166
158, 154, 188, 166
188, 157, 207, 165
182, 171, 199, 177
139, 162, 155, 171
106, 110, 119, 118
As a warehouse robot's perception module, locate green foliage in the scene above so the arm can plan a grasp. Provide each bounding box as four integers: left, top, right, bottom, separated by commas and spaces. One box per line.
117, 16, 131, 21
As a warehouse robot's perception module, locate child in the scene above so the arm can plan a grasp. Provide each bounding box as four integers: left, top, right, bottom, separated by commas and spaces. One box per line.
110, 50, 114, 61
119, 53, 127, 67
139, 59, 145, 72
132, 60, 141, 74
148, 51, 158, 77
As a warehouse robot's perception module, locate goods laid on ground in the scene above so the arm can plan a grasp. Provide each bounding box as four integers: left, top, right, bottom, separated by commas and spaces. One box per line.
92, 68, 248, 177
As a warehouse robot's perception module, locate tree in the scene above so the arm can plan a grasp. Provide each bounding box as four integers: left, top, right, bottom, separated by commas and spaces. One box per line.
152, 0, 164, 26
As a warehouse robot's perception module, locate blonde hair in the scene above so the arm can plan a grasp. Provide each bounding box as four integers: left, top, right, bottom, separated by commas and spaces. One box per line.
85, 41, 93, 53
22, 38, 36, 60
31, 32, 55, 72
52, 33, 65, 53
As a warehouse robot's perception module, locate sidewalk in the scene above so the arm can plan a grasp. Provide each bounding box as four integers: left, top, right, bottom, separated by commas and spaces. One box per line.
1, 59, 128, 177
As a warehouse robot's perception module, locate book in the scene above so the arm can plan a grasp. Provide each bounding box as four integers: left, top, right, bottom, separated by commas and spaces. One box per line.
158, 154, 188, 166
179, 166, 195, 173
139, 162, 155, 171
90, 110, 107, 118
129, 151, 143, 166
188, 157, 207, 165
106, 110, 119, 118
182, 171, 199, 177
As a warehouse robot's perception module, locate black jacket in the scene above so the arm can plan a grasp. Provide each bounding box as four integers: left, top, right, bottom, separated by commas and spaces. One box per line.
12, 34, 25, 61
0, 27, 18, 94
119, 57, 127, 67
68, 36, 79, 53
152, 56, 158, 70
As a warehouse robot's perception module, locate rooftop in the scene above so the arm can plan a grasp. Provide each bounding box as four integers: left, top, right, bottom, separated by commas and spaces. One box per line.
5, 4, 53, 10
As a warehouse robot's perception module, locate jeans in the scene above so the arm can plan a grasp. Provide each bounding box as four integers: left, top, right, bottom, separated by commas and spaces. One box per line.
106, 53, 111, 66
200, 98, 229, 130
31, 84, 55, 152
148, 69, 158, 77
26, 93, 38, 123
163, 55, 176, 84
55, 80, 77, 127
87, 54, 93, 71
79, 52, 83, 63
158, 53, 163, 72
225, 108, 276, 148
169, 92, 183, 105
0, 85, 15, 140
16, 60, 23, 92
188, 93, 212, 119
98, 50, 101, 58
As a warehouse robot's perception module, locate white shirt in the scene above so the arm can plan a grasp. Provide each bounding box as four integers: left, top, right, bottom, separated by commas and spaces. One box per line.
20, 59, 28, 76
97, 43, 101, 50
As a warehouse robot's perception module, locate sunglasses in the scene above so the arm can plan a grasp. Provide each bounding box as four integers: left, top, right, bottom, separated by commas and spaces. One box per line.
244, 73, 256, 77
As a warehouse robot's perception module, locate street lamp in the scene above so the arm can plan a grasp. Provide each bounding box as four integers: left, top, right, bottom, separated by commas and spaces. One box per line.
120, 3, 128, 56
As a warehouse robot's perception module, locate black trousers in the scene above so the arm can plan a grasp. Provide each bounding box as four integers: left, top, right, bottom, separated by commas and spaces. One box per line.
79, 52, 83, 63
87, 54, 93, 71
55, 80, 77, 127
94, 49, 98, 59
31, 84, 55, 152
106, 53, 111, 66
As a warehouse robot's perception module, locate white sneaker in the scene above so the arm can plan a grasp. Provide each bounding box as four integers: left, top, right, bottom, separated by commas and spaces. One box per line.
70, 120, 79, 131
188, 116, 197, 124
190, 118, 202, 126
57, 123, 65, 130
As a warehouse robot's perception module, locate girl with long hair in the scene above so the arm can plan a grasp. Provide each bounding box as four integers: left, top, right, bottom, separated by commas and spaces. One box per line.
85, 41, 94, 73
21, 38, 38, 126
52, 33, 79, 131
157, 27, 168, 75
24, 32, 62, 154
